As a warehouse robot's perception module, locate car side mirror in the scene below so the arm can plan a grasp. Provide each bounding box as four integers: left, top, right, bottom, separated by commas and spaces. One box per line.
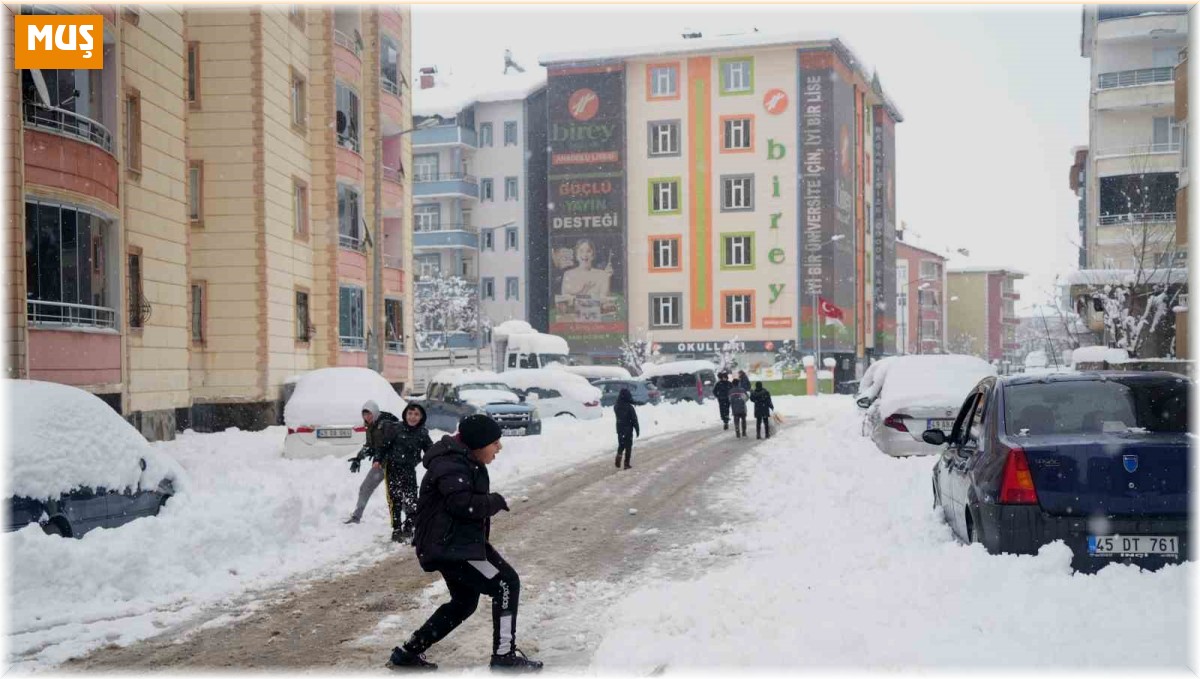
922, 429, 947, 446
856, 396, 872, 409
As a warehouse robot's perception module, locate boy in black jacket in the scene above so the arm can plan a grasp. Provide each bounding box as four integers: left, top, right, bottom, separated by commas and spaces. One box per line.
614, 387, 640, 470
712, 372, 732, 430
384, 403, 433, 541
751, 382, 775, 439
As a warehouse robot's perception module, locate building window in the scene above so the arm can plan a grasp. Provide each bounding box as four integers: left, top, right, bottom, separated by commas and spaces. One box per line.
461, 209, 473, 230
291, 68, 306, 130
723, 291, 754, 326
479, 122, 493, 147
188, 161, 203, 224
505, 176, 519, 201
295, 290, 311, 341
504, 121, 518, 146
415, 204, 440, 232
482, 277, 495, 300
719, 58, 753, 95
648, 120, 680, 156
416, 254, 441, 278
481, 178, 494, 201
187, 42, 200, 109
413, 153, 439, 181
650, 236, 680, 271
721, 175, 753, 211
919, 260, 942, 279
385, 298, 404, 352
24, 199, 113, 328
337, 184, 362, 249
293, 178, 308, 237
505, 277, 519, 300
338, 285, 365, 350
190, 282, 205, 344
1152, 116, 1181, 151
482, 229, 495, 250
918, 289, 940, 308
650, 294, 681, 328
650, 178, 680, 214
505, 226, 519, 250
722, 233, 754, 269
127, 249, 144, 329
721, 116, 752, 152
125, 89, 142, 174
921, 319, 939, 340
380, 34, 400, 93
335, 81, 361, 152
647, 64, 678, 99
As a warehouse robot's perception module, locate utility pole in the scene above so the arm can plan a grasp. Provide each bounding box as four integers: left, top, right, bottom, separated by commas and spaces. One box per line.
370, 78, 384, 373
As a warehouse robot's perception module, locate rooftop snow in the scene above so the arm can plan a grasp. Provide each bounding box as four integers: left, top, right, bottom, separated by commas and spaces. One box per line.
948, 265, 1028, 277
1070, 346, 1130, 367
640, 360, 719, 378
1063, 268, 1188, 287
413, 70, 547, 118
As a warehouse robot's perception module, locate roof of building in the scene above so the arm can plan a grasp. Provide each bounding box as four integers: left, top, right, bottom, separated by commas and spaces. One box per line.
895, 238, 946, 261
413, 70, 547, 119
948, 266, 1028, 277
1064, 267, 1188, 287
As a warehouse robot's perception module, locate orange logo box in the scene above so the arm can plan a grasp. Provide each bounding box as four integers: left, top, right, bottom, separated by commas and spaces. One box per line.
14, 15, 103, 70
762, 317, 793, 329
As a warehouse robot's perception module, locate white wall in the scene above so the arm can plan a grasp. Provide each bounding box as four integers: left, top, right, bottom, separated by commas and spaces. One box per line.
474, 98, 528, 324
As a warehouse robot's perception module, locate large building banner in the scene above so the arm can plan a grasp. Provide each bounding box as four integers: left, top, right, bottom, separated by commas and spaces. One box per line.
797, 50, 835, 354
873, 106, 897, 353
546, 64, 627, 354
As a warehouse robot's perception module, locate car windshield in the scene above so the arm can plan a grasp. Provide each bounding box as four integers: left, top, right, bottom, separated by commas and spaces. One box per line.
539, 354, 571, 366
1004, 378, 1188, 436
459, 383, 513, 393
657, 374, 696, 389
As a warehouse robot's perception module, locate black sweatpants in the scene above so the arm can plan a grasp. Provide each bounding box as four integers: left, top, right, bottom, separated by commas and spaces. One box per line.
616, 431, 634, 468
717, 399, 730, 426
405, 545, 520, 656
383, 463, 418, 532
732, 413, 747, 437
756, 416, 771, 438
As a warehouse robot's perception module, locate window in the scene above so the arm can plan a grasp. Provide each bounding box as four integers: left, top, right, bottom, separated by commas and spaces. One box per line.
648, 120, 680, 156
295, 290, 311, 341
650, 236, 680, 270
921, 319, 939, 339
650, 178, 680, 214
337, 184, 362, 249
722, 117, 752, 151
722, 233, 754, 269
414, 204, 440, 232
338, 285, 365, 349
24, 199, 113, 328
505, 226, 518, 250
293, 178, 308, 236
335, 81, 360, 152
721, 175, 753, 211
919, 260, 942, 279
648, 64, 678, 99
290, 68, 306, 130
414, 153, 439, 181
505, 176, 519, 201
919, 289, 940, 308
504, 121, 518, 146
505, 277, 519, 300
127, 250, 143, 329
380, 34, 400, 92
720, 58, 753, 94
479, 122, 493, 147
461, 209, 473, 230
385, 298, 404, 352
416, 254, 441, 278
1152, 116, 1181, 150
125, 89, 142, 174
482, 229, 495, 250
190, 282, 204, 343
650, 294, 681, 328
188, 161, 203, 224
481, 178, 494, 201
482, 277, 495, 300
187, 42, 200, 108
723, 292, 754, 326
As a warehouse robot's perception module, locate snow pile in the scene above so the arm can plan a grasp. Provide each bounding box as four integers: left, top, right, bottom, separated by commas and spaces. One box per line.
640, 360, 718, 378
7, 380, 181, 500
1024, 350, 1048, 369
283, 367, 406, 427
552, 364, 632, 382
460, 389, 520, 407
497, 369, 602, 403
431, 367, 509, 387
492, 319, 536, 339
506, 333, 570, 356
856, 356, 895, 400
1070, 345, 1130, 367
876, 355, 995, 416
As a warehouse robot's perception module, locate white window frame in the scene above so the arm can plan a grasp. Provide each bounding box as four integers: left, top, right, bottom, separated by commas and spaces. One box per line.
505, 227, 519, 251
724, 235, 752, 267
649, 121, 679, 156
504, 121, 518, 146
652, 238, 678, 269
505, 176, 519, 201
651, 65, 676, 97
725, 294, 752, 325
651, 294, 680, 328
723, 60, 751, 93
722, 176, 753, 211
482, 277, 495, 300
414, 153, 438, 181
481, 178, 494, 201
724, 117, 751, 150
652, 180, 678, 213
505, 276, 519, 300
479, 122, 493, 147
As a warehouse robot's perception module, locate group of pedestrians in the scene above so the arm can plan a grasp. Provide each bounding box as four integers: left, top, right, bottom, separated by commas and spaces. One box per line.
712, 371, 776, 439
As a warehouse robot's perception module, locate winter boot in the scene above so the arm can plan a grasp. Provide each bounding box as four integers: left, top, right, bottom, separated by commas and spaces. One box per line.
723, 421, 729, 430
490, 647, 543, 672
392, 529, 408, 543
389, 645, 437, 670
614, 454, 621, 468
344, 516, 361, 524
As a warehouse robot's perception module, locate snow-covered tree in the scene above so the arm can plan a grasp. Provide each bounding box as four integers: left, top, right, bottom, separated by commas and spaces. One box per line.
619, 337, 657, 376
710, 337, 741, 373
773, 339, 804, 373
414, 275, 490, 351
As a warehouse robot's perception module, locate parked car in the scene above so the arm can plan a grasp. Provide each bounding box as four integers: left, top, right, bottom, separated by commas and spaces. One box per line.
553, 364, 634, 384
414, 369, 541, 436
640, 360, 718, 403
7, 380, 182, 538
282, 367, 407, 459
497, 369, 603, 420
928, 371, 1190, 572
595, 378, 663, 407
857, 354, 996, 456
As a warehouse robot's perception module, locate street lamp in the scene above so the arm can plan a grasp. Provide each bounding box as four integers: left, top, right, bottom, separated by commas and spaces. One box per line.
898, 274, 935, 355
810, 234, 845, 379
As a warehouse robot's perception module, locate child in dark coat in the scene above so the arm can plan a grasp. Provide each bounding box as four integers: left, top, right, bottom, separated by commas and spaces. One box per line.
751, 382, 775, 439
728, 382, 749, 438
614, 388, 640, 469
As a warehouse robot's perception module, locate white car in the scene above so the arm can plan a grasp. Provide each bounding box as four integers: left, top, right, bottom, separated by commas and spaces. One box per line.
496, 368, 603, 420
857, 355, 996, 457
282, 367, 407, 459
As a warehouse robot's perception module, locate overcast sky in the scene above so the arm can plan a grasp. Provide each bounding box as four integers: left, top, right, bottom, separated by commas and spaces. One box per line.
412, 4, 1092, 313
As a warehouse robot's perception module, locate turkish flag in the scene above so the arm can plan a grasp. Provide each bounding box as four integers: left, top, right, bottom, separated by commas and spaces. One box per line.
818, 297, 846, 326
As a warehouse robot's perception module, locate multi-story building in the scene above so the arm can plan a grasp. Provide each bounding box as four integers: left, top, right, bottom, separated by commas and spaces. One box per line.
1068, 146, 1089, 268
895, 238, 947, 355
1174, 46, 1188, 358
7, 5, 414, 438
1080, 4, 1188, 270
946, 268, 1024, 365
539, 33, 901, 377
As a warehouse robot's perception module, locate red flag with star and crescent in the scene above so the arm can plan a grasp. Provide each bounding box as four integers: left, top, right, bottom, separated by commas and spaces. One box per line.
818, 297, 846, 327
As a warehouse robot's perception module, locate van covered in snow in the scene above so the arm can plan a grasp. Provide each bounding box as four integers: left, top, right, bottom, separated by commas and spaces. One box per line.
639, 360, 718, 403
491, 320, 571, 371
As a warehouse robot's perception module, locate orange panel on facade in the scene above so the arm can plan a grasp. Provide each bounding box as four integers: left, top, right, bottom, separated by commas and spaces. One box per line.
383, 266, 405, 294
28, 329, 121, 386
336, 146, 365, 185
338, 349, 369, 368
24, 130, 119, 207
337, 249, 368, 282
334, 45, 363, 83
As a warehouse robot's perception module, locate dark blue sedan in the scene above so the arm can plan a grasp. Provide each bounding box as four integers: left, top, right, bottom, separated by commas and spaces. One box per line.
928, 371, 1190, 572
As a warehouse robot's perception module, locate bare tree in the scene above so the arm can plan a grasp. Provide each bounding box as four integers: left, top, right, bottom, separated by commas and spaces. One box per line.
414, 275, 489, 352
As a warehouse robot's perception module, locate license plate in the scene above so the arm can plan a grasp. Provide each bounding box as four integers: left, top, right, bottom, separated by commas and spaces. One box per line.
927, 419, 955, 432
503, 427, 527, 436
1088, 535, 1179, 557
316, 428, 352, 439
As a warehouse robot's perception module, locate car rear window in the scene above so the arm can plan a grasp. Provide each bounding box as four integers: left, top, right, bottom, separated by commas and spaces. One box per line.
656, 374, 695, 389
1004, 378, 1189, 436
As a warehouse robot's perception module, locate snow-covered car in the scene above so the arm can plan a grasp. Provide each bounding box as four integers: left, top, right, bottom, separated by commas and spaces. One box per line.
7, 380, 183, 538
282, 367, 407, 459
551, 364, 633, 384
640, 360, 718, 403
414, 368, 541, 436
594, 378, 662, 407
496, 369, 603, 420
856, 355, 996, 457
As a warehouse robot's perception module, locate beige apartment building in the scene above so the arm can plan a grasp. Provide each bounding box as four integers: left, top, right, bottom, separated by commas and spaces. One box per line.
6, 5, 413, 439
946, 268, 1024, 366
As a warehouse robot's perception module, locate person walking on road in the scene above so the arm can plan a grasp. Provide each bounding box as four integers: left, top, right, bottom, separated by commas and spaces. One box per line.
614, 387, 641, 470
751, 382, 776, 439
737, 370, 751, 392
384, 403, 433, 541
712, 372, 732, 431
388, 414, 543, 672
345, 400, 399, 529
728, 381, 749, 438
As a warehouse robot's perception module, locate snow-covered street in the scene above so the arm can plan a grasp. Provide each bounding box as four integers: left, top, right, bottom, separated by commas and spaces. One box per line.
7, 396, 1191, 672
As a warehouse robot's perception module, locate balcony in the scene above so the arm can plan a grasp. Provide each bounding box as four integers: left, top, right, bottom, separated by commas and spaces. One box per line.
27, 299, 117, 330
413, 224, 479, 250
1095, 71, 1174, 111
413, 173, 479, 199
382, 77, 401, 98
333, 28, 362, 59
1098, 211, 1175, 227
339, 233, 366, 251
1098, 67, 1173, 90
339, 335, 366, 351
412, 125, 477, 148
1001, 315, 1020, 326
24, 102, 114, 155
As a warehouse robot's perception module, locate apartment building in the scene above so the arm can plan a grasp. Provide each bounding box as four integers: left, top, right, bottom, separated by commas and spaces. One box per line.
1174, 46, 1187, 358
895, 238, 947, 355
7, 5, 414, 438
946, 268, 1024, 365
1080, 4, 1188, 270
1068, 145, 1088, 268
539, 33, 901, 375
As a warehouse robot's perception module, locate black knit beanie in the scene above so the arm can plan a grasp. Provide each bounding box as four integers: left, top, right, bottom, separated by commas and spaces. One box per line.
458, 414, 502, 450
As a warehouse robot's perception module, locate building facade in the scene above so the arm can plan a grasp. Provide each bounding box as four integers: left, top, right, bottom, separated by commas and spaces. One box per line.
1174, 46, 1188, 358
946, 268, 1024, 365
895, 239, 947, 355
1068, 145, 1088, 268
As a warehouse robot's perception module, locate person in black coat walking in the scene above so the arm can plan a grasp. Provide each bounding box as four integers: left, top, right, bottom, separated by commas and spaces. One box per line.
389, 414, 543, 672
384, 403, 433, 541
712, 372, 732, 430
751, 382, 775, 439
614, 387, 640, 469
728, 382, 749, 438
737, 370, 751, 392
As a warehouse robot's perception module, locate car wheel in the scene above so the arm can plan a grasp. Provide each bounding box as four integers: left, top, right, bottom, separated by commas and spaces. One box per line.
965, 511, 978, 545
42, 521, 65, 537
555, 412, 576, 419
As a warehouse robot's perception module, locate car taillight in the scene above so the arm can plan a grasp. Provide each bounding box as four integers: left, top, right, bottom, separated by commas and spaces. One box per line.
883, 414, 909, 432
287, 426, 315, 435
353, 426, 367, 433
999, 447, 1038, 505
